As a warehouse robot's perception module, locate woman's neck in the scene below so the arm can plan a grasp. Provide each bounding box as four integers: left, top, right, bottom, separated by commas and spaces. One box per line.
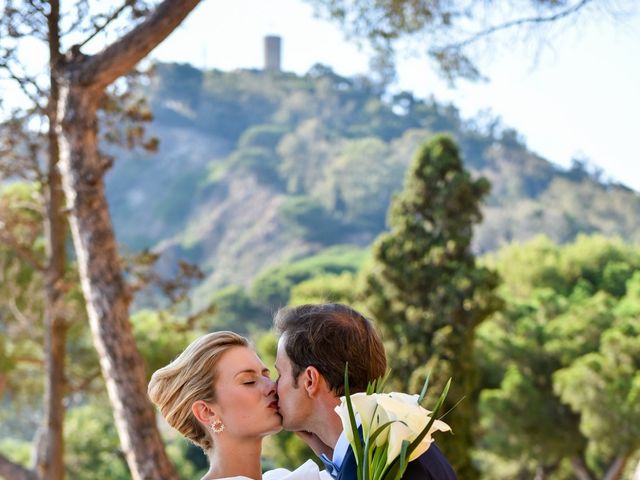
204, 437, 263, 480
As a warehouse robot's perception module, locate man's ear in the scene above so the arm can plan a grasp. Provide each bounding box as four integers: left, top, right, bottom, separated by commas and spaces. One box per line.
192, 400, 217, 426
302, 366, 326, 397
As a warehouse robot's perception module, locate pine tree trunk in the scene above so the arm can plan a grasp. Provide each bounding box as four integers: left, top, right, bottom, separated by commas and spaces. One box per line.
603, 456, 627, 480
446, 328, 480, 480
632, 459, 640, 480
39, 163, 68, 480
570, 456, 593, 480
0, 454, 36, 480
36, 1, 68, 477
56, 82, 179, 480
52, 2, 199, 477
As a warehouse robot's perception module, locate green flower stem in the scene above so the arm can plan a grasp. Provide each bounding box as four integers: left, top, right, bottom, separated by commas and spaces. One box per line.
364, 420, 397, 480
372, 443, 388, 480
344, 363, 364, 480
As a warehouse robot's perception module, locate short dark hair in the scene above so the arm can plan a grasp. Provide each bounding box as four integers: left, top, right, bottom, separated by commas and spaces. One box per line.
275, 303, 387, 396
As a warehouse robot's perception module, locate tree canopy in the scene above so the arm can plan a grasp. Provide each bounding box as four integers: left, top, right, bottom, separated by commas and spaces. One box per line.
364, 135, 502, 479
477, 235, 640, 479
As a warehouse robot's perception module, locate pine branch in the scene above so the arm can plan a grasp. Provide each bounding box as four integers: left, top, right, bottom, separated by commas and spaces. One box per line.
76, 0, 201, 89
570, 456, 595, 480
76, 0, 136, 49
444, 0, 593, 51
14, 356, 45, 366
603, 456, 628, 480
7, 297, 39, 329
0, 60, 46, 110
25, 0, 47, 17
0, 229, 45, 271
0, 453, 36, 480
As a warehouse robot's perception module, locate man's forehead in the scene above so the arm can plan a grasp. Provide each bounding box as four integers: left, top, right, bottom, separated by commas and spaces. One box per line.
276, 334, 288, 353
275, 337, 291, 363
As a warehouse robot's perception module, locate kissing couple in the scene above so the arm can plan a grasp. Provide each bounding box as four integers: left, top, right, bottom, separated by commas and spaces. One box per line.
148, 303, 457, 480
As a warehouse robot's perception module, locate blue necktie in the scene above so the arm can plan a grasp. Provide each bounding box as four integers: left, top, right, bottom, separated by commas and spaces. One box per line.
320, 453, 341, 479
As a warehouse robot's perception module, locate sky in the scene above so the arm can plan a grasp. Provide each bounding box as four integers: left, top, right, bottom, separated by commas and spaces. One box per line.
149, 0, 640, 192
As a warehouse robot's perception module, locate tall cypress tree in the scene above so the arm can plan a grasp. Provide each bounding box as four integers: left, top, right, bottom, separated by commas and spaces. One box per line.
364, 135, 502, 479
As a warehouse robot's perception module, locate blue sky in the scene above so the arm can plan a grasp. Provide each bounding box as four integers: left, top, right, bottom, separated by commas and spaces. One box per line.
151, 0, 640, 192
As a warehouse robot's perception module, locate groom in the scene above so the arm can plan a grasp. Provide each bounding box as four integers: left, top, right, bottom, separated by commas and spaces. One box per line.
274, 303, 457, 480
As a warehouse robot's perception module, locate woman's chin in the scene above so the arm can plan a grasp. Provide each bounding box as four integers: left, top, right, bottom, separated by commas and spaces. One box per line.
261, 424, 283, 436
267, 416, 283, 435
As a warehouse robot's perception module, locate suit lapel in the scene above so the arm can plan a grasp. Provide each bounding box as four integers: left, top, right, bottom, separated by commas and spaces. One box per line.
336, 446, 358, 480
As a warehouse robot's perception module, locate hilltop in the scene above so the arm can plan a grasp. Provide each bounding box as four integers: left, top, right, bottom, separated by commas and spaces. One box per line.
105, 62, 640, 296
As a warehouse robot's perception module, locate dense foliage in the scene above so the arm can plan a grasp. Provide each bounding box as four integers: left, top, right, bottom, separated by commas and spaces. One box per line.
476, 236, 640, 479
0, 182, 212, 479
363, 136, 502, 479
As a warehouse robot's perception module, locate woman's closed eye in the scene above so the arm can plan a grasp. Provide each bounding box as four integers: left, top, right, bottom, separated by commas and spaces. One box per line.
236, 368, 271, 385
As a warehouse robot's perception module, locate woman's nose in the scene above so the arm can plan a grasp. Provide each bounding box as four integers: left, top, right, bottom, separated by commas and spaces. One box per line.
263, 377, 276, 395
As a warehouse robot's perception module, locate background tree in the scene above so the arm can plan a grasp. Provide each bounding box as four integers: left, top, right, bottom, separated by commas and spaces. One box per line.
0, 1, 201, 478
0, 181, 45, 480
306, 0, 638, 83
1, 3, 152, 476
363, 135, 502, 479
0, 182, 210, 479
52, 1, 201, 476
476, 235, 640, 479
0, 18, 70, 469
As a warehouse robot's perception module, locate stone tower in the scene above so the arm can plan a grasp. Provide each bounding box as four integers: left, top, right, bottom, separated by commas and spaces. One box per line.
264, 35, 281, 72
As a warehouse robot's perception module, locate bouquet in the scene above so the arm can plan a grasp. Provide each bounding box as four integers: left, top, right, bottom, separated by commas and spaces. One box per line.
335, 366, 452, 480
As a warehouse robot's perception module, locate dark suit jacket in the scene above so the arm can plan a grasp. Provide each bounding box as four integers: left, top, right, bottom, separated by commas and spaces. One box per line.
336, 443, 457, 480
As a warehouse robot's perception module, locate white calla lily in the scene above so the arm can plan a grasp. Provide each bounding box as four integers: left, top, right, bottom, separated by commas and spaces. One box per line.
386, 421, 414, 466
387, 392, 420, 406
350, 393, 379, 437
336, 393, 393, 445
408, 418, 451, 462
335, 399, 357, 444
336, 366, 452, 480
375, 394, 452, 465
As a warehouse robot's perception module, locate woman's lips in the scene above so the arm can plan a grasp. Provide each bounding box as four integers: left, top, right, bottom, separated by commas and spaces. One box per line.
268, 401, 279, 409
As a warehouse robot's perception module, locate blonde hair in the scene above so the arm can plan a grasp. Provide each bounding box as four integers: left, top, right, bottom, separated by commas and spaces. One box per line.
148, 331, 249, 451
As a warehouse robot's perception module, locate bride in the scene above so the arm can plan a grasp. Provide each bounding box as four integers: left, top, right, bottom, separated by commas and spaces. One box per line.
148, 331, 330, 480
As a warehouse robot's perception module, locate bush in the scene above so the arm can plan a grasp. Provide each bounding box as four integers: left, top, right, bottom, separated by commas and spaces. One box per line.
238, 124, 289, 151
279, 196, 345, 244
250, 246, 367, 309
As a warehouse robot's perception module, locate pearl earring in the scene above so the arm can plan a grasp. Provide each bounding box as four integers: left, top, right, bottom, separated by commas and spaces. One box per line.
210, 420, 225, 434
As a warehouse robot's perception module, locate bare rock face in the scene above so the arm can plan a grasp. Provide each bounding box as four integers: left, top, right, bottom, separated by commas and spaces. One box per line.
154, 173, 320, 296
106, 125, 231, 249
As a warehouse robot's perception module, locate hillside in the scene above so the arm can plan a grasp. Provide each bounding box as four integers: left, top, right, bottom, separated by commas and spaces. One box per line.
105, 62, 640, 294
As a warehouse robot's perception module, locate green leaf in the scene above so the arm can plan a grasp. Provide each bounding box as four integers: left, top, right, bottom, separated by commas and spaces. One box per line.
393, 440, 411, 480
417, 372, 430, 404
367, 369, 391, 394
372, 443, 388, 480
363, 418, 396, 478
344, 362, 364, 479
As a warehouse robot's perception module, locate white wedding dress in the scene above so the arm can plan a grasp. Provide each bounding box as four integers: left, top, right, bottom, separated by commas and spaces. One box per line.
218, 459, 332, 479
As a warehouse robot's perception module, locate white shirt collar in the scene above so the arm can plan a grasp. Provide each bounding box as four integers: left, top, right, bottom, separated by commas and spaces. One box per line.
333, 417, 362, 468
332, 430, 350, 468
